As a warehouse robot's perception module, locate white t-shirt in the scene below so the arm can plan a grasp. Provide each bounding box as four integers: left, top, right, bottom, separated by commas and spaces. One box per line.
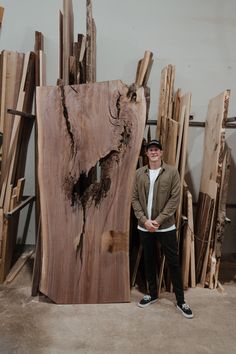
138, 168, 176, 233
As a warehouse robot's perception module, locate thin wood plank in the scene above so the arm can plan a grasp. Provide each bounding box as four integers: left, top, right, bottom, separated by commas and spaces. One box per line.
63, 0, 74, 85
86, 0, 93, 83
136, 51, 153, 87
0, 7, 4, 26
176, 92, 191, 236
59, 10, 63, 80
156, 67, 167, 140
4, 249, 34, 284
163, 118, 178, 165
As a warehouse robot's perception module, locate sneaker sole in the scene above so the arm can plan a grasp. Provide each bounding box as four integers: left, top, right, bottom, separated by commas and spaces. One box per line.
177, 305, 194, 319
137, 299, 158, 308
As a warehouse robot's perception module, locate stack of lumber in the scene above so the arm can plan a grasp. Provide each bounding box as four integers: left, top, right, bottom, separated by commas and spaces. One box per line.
36, 80, 146, 304
130, 61, 195, 292
0, 50, 36, 282
59, 0, 96, 85
195, 90, 231, 289
155, 64, 195, 291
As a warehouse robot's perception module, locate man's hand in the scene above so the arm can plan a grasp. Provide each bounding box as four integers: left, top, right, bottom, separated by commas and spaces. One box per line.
144, 219, 160, 232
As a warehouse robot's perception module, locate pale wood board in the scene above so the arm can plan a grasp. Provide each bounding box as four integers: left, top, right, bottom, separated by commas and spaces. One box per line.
163, 118, 178, 165
86, 0, 93, 83
0, 51, 24, 187
156, 67, 167, 140
195, 91, 230, 284
176, 92, 191, 235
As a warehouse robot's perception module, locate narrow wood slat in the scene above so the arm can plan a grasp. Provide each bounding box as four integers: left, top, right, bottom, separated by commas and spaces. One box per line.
0, 208, 3, 258
143, 59, 153, 87
86, 0, 93, 83
136, 51, 153, 87
34, 31, 44, 52
135, 59, 142, 85
188, 190, 196, 288
69, 56, 76, 84
173, 88, 181, 122
0, 7, 4, 26
59, 10, 63, 80
92, 18, 97, 83
16, 177, 25, 203
163, 118, 178, 165
167, 65, 175, 120
4, 249, 34, 284
63, 0, 74, 85
211, 146, 231, 288
176, 93, 191, 237
156, 67, 167, 140
175, 105, 185, 170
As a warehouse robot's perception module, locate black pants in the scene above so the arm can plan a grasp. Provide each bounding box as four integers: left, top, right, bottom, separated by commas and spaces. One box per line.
139, 229, 184, 304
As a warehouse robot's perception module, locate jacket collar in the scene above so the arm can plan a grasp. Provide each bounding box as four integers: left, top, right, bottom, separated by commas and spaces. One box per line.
144, 161, 166, 174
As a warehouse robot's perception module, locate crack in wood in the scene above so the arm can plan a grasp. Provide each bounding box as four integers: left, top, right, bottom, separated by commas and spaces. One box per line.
59, 85, 76, 154
62, 87, 135, 262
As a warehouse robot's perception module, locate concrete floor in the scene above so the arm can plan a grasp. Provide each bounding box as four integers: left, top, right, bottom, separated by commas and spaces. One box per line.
0, 259, 236, 354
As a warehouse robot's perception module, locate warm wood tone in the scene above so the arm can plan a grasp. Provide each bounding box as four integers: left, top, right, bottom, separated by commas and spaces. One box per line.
36, 80, 146, 303
156, 67, 167, 140
135, 51, 153, 87
195, 90, 230, 285
63, 0, 74, 85
0, 51, 24, 170
59, 10, 63, 80
86, 0, 96, 83
58, 1, 96, 85
175, 93, 191, 234
0, 52, 35, 208
4, 249, 34, 284
208, 146, 231, 289
181, 187, 195, 289
0, 51, 35, 283
0, 7, 4, 26
156, 65, 176, 148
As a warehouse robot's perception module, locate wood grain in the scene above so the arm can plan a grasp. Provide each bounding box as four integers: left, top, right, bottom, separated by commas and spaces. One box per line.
36, 80, 146, 303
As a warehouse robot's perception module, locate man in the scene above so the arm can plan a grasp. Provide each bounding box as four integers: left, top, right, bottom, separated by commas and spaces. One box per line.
132, 139, 193, 319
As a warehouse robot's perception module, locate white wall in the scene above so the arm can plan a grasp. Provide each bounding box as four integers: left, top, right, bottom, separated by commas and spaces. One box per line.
0, 0, 235, 252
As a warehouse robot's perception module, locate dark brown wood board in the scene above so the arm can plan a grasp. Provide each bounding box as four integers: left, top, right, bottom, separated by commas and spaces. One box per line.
36, 80, 146, 303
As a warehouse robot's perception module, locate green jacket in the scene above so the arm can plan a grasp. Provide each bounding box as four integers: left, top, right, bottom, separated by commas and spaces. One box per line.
132, 162, 180, 229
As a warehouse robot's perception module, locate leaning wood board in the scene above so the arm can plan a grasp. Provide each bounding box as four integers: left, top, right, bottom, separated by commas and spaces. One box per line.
195, 90, 230, 283
36, 80, 146, 304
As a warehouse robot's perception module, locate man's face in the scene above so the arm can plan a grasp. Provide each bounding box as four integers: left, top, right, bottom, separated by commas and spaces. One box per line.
146, 146, 163, 162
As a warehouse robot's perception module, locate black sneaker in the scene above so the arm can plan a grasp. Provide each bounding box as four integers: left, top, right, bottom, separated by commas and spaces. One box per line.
177, 303, 193, 319
138, 295, 158, 308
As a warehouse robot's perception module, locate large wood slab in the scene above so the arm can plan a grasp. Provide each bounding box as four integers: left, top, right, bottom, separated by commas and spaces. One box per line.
36, 80, 146, 303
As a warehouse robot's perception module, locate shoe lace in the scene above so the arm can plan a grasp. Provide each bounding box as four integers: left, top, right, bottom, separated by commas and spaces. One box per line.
143, 295, 151, 301
182, 303, 190, 310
